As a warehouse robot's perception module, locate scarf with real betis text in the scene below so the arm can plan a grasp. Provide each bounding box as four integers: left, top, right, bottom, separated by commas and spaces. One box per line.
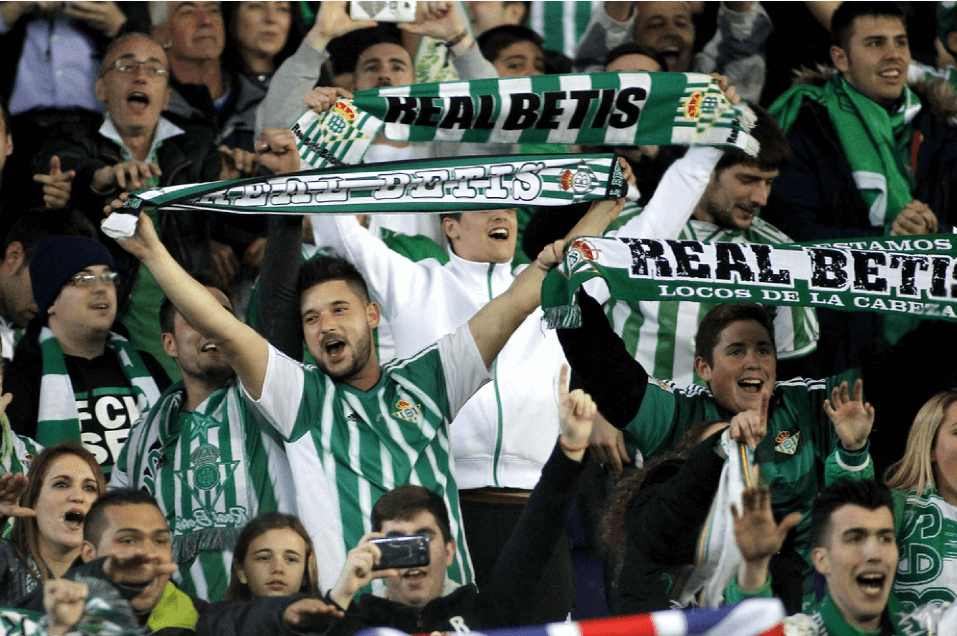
121, 153, 630, 214
292, 72, 759, 169
540, 235, 957, 329
36, 327, 161, 450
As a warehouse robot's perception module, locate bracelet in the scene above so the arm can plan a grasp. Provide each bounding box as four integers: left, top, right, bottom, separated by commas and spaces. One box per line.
558, 435, 588, 453
442, 30, 469, 55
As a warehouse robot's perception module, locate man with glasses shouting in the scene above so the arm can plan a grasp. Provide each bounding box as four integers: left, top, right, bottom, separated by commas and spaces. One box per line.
35, 32, 259, 380
5, 235, 170, 478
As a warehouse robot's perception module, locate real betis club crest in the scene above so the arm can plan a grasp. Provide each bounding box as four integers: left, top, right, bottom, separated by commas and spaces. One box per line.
775, 431, 800, 455
175, 444, 241, 515
393, 399, 422, 424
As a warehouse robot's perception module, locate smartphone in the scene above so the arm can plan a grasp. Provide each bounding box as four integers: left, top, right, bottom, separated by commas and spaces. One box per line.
371, 535, 430, 570
350, 0, 417, 23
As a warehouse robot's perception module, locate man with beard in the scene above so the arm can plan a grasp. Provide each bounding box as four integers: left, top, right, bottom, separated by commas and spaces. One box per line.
109, 125, 569, 593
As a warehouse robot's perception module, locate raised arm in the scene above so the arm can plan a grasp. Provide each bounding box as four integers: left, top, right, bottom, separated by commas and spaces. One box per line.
115, 212, 270, 397
467, 239, 563, 369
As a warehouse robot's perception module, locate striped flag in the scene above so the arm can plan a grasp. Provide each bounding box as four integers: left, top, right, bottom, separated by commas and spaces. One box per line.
355, 598, 785, 636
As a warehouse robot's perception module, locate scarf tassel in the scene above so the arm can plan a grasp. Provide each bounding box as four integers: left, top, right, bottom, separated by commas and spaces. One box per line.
543, 304, 582, 330
172, 526, 243, 565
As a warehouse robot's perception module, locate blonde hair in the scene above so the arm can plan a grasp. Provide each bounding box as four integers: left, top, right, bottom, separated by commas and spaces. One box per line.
885, 389, 957, 494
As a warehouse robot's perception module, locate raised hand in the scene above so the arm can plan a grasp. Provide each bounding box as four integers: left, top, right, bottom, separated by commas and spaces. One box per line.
92, 160, 162, 193
0, 472, 34, 518
398, 1, 471, 44
731, 485, 801, 592
103, 547, 178, 586
303, 86, 354, 114
33, 155, 75, 210
329, 533, 398, 610
709, 72, 740, 106
311, 1, 377, 51
729, 388, 770, 450
63, 0, 126, 37
823, 379, 874, 452
43, 578, 88, 636
254, 128, 300, 175
218, 146, 259, 181
558, 363, 596, 459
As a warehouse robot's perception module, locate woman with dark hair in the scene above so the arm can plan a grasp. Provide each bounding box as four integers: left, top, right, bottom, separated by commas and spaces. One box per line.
602, 420, 728, 614
0, 441, 106, 606
222, 2, 306, 90
225, 511, 320, 601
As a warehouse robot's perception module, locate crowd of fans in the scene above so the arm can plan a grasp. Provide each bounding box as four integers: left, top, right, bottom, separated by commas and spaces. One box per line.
0, 1, 956, 635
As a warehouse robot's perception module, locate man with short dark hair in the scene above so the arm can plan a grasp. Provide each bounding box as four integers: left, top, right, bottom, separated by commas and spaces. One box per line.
764, 2, 957, 377
728, 480, 955, 635
477, 25, 544, 77
5, 236, 168, 474
111, 129, 569, 593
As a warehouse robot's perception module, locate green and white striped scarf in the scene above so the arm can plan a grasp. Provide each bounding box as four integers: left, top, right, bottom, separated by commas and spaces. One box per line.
541, 235, 957, 328
770, 73, 920, 230
123, 153, 628, 214
36, 327, 161, 449
294, 72, 759, 169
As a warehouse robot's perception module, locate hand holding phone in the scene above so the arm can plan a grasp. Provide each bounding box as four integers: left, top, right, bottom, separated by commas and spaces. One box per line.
370, 535, 430, 570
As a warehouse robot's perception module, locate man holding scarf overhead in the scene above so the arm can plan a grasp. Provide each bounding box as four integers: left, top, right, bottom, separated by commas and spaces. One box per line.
762, 2, 957, 378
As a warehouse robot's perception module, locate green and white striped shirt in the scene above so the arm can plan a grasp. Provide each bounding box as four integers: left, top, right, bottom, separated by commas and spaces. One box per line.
605, 214, 820, 388
247, 323, 490, 591
112, 382, 296, 602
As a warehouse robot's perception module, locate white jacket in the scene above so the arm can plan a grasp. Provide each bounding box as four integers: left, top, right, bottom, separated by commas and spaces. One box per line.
310, 214, 566, 489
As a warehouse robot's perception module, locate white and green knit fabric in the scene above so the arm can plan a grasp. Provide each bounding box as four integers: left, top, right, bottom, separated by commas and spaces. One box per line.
35, 327, 161, 462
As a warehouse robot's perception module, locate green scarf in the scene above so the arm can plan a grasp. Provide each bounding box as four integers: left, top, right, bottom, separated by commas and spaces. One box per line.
124, 153, 628, 215
540, 235, 957, 329
295, 72, 760, 169
146, 582, 199, 632
770, 73, 920, 231
36, 327, 162, 449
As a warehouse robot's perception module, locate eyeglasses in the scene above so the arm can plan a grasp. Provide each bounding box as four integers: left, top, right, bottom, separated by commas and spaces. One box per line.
68, 272, 120, 287
106, 58, 169, 77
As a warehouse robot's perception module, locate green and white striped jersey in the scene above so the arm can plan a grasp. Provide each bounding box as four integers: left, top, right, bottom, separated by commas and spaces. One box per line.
605, 214, 820, 388
1, 417, 41, 538
248, 323, 489, 592
112, 382, 296, 602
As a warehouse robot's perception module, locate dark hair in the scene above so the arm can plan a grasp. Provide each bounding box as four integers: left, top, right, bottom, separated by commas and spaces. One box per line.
83, 488, 163, 547
810, 480, 894, 548
830, 2, 907, 49
602, 420, 728, 570
11, 442, 106, 583
603, 42, 668, 72
222, 2, 306, 79
372, 485, 452, 544
328, 26, 406, 76
99, 33, 170, 78
226, 511, 320, 601
714, 102, 790, 174
694, 303, 776, 367
477, 24, 543, 63
298, 255, 371, 305
159, 271, 229, 335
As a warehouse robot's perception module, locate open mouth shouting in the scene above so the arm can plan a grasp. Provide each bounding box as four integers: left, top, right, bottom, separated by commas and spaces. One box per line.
322, 336, 347, 362
64, 510, 86, 531
738, 378, 764, 394
855, 572, 888, 596
488, 227, 510, 241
